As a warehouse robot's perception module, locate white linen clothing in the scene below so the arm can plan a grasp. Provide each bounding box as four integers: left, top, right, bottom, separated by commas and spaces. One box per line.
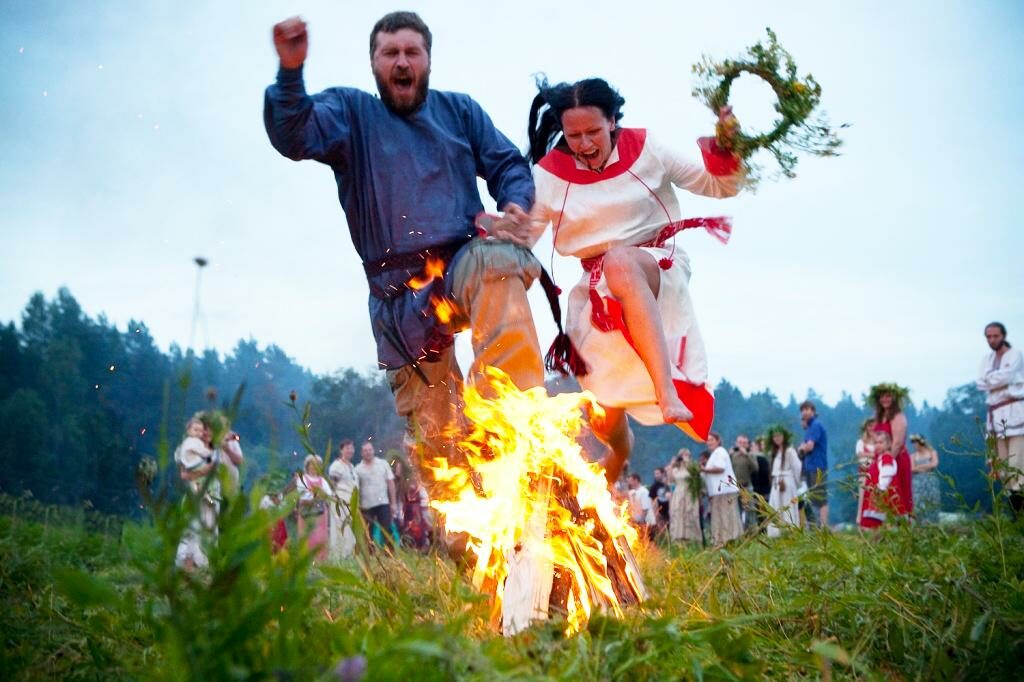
705, 446, 739, 497
855, 438, 874, 468
328, 459, 360, 502
767, 447, 801, 537
977, 347, 1024, 437
296, 472, 332, 504
355, 458, 394, 509
327, 459, 359, 560
628, 485, 655, 525
175, 436, 211, 472
531, 131, 740, 426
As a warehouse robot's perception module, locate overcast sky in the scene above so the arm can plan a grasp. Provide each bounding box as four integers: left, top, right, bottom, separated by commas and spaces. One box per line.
2, 1, 1021, 407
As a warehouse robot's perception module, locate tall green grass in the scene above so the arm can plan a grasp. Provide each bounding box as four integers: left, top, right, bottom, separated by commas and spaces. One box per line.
2, 475, 1022, 680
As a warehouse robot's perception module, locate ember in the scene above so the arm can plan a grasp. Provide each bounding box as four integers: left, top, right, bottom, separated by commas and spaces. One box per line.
430, 368, 647, 635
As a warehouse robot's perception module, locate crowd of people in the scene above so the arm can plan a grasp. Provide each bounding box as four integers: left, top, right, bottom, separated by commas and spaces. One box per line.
167, 12, 1022, 570
169, 323, 1021, 568
174, 425, 437, 571
614, 382, 963, 547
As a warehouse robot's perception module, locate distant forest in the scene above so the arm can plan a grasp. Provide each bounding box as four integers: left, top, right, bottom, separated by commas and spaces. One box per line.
0, 289, 992, 523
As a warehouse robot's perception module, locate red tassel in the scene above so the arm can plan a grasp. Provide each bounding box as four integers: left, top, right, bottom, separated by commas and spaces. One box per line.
545, 332, 589, 377
658, 258, 673, 270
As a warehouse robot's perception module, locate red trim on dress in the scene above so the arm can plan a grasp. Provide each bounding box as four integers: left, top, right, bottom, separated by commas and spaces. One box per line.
538, 129, 648, 184
697, 136, 741, 176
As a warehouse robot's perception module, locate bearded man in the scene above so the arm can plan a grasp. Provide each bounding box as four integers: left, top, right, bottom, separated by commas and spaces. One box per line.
977, 322, 1024, 514
264, 12, 544, 472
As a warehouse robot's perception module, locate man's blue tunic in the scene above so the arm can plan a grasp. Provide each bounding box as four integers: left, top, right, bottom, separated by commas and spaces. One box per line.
264, 67, 534, 369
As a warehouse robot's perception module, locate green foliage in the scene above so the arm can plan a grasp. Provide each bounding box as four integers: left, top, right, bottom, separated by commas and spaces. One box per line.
692, 28, 846, 189
4, 486, 1023, 680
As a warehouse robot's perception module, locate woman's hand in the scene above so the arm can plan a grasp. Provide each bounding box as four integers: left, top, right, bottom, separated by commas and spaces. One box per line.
487, 203, 534, 247
717, 105, 741, 142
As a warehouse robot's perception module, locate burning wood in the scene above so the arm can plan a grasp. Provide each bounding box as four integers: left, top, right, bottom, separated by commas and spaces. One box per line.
429, 368, 647, 636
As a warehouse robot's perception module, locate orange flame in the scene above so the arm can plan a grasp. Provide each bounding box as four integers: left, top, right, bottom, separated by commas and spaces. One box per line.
406, 256, 446, 291
430, 295, 460, 324
429, 367, 645, 636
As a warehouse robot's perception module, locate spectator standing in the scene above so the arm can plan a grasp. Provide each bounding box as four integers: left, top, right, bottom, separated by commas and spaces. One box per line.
296, 455, 333, 561
909, 434, 941, 523
701, 433, 741, 546
627, 473, 656, 535
355, 441, 398, 546
854, 418, 877, 524
765, 425, 801, 537
859, 429, 909, 528
730, 435, 757, 529
977, 322, 1024, 515
749, 436, 772, 530
328, 439, 359, 560
648, 467, 671, 535
868, 383, 914, 520
668, 449, 701, 544
797, 401, 830, 528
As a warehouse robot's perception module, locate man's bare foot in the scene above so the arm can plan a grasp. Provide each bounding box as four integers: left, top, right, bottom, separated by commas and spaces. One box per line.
659, 396, 692, 424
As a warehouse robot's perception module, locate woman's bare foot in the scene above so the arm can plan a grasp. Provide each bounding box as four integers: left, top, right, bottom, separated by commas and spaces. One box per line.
659, 395, 692, 424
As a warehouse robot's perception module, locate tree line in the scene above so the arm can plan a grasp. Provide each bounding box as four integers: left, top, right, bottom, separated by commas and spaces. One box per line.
0, 289, 992, 522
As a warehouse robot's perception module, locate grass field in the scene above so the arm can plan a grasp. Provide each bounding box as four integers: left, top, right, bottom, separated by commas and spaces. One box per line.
1, 489, 1022, 681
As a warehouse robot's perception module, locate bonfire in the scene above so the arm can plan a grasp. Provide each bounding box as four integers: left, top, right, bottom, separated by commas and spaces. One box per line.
429, 368, 647, 636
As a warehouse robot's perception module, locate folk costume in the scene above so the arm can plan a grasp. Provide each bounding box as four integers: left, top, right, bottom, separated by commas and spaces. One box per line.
668, 464, 701, 543
860, 421, 913, 527
859, 448, 900, 529
766, 446, 801, 537
173, 436, 219, 570
327, 459, 359, 561
530, 129, 741, 439
977, 346, 1024, 492
296, 471, 332, 561
265, 67, 544, 463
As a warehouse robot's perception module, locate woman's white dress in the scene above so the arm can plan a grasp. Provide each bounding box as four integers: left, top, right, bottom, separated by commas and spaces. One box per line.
767, 447, 801, 537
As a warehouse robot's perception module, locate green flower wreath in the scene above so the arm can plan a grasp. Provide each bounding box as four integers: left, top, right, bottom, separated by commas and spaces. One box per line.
692, 28, 845, 187
866, 383, 912, 410
763, 423, 795, 452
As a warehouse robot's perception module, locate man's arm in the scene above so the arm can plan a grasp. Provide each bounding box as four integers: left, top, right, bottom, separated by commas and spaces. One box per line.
979, 350, 1022, 391
465, 98, 535, 246
264, 17, 351, 163
798, 422, 822, 454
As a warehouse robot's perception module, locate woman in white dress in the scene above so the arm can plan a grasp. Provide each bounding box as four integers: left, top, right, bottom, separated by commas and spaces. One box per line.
668, 448, 701, 543
327, 440, 359, 561
766, 425, 802, 537
526, 77, 744, 483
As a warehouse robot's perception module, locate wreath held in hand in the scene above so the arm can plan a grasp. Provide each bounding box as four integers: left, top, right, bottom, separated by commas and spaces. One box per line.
692, 28, 846, 187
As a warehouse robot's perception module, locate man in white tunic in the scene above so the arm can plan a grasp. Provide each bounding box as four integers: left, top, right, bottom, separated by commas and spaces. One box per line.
977, 322, 1024, 514
701, 432, 742, 546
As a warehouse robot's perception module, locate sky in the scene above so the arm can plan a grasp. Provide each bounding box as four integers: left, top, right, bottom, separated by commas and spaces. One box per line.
2, 1, 1022, 408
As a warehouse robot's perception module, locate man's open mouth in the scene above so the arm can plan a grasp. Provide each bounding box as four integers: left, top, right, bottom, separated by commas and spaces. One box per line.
392, 75, 414, 93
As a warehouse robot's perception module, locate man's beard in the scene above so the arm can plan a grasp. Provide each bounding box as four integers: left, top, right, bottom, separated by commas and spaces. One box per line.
374, 69, 429, 116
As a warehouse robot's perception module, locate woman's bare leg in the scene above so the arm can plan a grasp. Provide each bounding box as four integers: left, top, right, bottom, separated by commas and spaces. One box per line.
602, 247, 692, 424
590, 405, 634, 484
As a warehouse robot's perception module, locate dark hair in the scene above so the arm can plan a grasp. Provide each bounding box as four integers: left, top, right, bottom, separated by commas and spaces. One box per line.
799, 400, 816, 413
627, 473, 641, 482
526, 76, 625, 164
369, 11, 432, 57
708, 431, 722, 444
986, 321, 1011, 348
339, 438, 354, 449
